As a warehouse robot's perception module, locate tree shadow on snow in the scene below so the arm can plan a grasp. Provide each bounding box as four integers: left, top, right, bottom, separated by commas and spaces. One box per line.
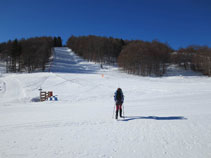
121, 116, 187, 122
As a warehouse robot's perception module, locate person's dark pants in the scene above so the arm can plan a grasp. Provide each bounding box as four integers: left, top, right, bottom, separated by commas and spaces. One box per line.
116, 104, 122, 119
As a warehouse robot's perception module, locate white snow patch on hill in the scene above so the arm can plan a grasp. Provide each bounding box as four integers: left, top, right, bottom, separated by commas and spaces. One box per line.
49, 47, 102, 73
0, 48, 211, 158
0, 61, 6, 77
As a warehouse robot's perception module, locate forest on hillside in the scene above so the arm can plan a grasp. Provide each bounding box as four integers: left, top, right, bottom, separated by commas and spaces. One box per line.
172, 46, 211, 76
67, 35, 211, 76
1, 35, 211, 76
0, 36, 62, 73
67, 35, 172, 76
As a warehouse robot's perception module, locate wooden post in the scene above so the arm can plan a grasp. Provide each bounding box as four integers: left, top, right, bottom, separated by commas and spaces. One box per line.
40, 91, 47, 101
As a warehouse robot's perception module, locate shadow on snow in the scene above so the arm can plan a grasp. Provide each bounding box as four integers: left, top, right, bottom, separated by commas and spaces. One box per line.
120, 116, 187, 121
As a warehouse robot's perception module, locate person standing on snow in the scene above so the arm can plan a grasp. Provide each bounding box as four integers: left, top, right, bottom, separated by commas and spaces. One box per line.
114, 88, 124, 119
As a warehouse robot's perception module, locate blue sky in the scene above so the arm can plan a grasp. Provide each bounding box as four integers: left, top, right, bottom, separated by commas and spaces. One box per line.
0, 0, 210, 49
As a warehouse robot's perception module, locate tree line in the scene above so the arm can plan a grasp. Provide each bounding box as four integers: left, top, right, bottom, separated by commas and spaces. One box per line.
1, 35, 211, 76
172, 45, 211, 76
0, 36, 62, 73
67, 35, 125, 64
118, 40, 172, 76
67, 35, 172, 76
67, 35, 211, 76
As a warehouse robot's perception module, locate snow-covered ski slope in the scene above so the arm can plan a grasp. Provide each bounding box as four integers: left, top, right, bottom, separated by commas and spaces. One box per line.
0, 47, 211, 158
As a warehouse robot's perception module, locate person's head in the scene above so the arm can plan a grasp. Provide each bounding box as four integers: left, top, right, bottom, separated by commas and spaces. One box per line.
117, 88, 122, 92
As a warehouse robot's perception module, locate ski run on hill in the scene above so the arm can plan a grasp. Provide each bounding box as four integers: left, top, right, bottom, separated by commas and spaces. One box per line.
0, 47, 211, 158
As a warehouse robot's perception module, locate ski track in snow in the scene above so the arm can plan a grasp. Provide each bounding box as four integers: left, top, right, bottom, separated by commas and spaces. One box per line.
0, 47, 211, 158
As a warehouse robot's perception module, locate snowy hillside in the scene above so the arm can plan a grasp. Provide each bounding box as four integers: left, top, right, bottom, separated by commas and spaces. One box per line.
0, 48, 211, 158
0, 61, 6, 77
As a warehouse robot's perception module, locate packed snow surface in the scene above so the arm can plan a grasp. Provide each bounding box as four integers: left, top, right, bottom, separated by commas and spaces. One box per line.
0, 47, 211, 158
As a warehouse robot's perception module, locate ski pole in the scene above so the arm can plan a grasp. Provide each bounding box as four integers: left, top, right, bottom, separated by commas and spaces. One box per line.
122, 104, 125, 117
